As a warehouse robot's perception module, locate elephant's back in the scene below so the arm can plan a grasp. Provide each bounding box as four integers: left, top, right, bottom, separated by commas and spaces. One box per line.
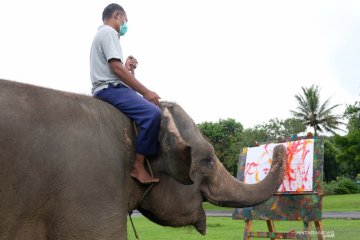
0, 79, 135, 157
0, 78, 135, 165
0, 79, 130, 132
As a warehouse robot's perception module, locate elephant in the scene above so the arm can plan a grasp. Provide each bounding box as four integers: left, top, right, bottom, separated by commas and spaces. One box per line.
0, 79, 286, 239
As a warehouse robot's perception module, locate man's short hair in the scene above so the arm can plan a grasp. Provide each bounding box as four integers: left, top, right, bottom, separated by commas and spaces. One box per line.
102, 3, 125, 21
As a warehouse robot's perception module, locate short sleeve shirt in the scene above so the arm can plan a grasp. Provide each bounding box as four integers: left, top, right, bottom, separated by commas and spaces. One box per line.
90, 25, 125, 95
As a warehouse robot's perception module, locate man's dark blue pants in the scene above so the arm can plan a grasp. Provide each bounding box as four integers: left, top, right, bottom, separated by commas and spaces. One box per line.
95, 84, 161, 156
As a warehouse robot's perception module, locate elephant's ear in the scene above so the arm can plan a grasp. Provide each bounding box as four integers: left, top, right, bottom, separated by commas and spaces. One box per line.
159, 107, 193, 185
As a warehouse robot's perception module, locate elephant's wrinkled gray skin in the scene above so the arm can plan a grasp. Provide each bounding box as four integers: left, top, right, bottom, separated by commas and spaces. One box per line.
0, 79, 286, 239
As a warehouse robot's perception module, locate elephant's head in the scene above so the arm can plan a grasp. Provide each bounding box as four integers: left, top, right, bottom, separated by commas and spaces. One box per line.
132, 102, 286, 235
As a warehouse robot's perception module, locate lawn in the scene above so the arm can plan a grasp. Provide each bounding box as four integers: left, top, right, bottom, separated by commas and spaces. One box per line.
322, 194, 360, 212
127, 194, 360, 239
127, 217, 360, 240
203, 193, 360, 212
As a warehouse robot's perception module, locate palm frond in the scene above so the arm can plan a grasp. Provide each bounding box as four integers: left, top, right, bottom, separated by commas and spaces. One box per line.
291, 84, 343, 136
319, 103, 342, 118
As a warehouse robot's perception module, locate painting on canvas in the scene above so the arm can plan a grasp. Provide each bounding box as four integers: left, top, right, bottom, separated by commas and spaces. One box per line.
244, 139, 314, 192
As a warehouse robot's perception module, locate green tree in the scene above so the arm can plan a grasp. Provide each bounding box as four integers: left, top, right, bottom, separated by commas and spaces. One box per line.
290, 85, 344, 136
344, 101, 360, 132
258, 118, 306, 141
334, 130, 360, 178
198, 119, 243, 176
323, 139, 338, 182
239, 126, 269, 148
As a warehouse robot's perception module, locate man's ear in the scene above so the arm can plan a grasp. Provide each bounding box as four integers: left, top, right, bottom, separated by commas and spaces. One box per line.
158, 107, 193, 185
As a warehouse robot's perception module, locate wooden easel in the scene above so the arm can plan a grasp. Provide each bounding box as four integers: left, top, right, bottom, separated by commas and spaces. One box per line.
236, 138, 326, 240
243, 219, 325, 240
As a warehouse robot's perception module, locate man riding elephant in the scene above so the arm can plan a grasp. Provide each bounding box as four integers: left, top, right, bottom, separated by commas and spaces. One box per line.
90, 3, 160, 184
0, 3, 287, 240
0, 78, 287, 239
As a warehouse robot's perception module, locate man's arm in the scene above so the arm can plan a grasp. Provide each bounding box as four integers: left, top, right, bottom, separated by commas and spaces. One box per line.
109, 59, 160, 105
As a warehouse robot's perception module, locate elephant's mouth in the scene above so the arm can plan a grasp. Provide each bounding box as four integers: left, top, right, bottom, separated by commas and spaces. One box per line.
137, 206, 207, 235
193, 214, 206, 235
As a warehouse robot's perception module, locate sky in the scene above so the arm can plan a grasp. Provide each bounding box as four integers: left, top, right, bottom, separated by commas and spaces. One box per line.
0, 0, 359, 130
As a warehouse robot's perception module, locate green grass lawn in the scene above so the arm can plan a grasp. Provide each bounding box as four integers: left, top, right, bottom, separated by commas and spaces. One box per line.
127, 194, 360, 239
322, 194, 360, 212
127, 217, 360, 240
203, 193, 360, 212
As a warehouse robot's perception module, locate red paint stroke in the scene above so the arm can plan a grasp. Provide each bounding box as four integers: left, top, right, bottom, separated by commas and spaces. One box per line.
244, 162, 259, 176
246, 144, 272, 182
244, 161, 259, 182
285, 141, 302, 190
302, 164, 311, 182
282, 140, 311, 191
260, 144, 271, 159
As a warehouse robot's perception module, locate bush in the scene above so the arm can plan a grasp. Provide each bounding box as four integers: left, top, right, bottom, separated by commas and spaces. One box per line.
324, 181, 338, 195
335, 177, 359, 194
324, 177, 359, 195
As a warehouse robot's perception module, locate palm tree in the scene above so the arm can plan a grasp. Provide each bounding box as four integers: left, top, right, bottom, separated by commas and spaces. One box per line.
290, 85, 344, 136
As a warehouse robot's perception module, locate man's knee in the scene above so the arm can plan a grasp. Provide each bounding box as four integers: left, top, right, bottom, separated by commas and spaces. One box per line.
139, 106, 161, 137
149, 106, 162, 125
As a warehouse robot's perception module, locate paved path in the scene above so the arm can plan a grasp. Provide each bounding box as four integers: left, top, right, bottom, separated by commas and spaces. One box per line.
130, 210, 360, 219
206, 210, 360, 219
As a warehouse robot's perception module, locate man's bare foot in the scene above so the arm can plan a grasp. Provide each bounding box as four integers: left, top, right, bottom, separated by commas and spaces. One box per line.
131, 167, 159, 184
131, 153, 159, 184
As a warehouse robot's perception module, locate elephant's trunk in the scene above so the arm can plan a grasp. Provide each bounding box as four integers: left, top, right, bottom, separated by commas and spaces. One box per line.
202, 145, 286, 208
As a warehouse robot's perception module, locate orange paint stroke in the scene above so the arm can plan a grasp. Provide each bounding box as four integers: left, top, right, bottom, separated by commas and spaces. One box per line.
271, 201, 277, 210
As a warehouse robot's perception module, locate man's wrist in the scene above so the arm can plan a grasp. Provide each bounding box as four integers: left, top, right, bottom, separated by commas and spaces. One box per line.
138, 87, 149, 96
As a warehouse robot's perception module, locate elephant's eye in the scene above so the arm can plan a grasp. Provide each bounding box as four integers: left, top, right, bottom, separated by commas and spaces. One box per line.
200, 158, 214, 167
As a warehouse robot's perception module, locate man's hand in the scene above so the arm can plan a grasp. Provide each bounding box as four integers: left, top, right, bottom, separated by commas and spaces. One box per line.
125, 55, 138, 73
109, 59, 160, 106
143, 90, 161, 106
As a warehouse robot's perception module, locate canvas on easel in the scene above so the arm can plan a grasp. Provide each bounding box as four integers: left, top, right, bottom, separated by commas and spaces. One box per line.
232, 137, 325, 239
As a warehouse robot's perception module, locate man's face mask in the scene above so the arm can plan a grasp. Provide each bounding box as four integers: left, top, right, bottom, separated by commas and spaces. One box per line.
119, 20, 128, 36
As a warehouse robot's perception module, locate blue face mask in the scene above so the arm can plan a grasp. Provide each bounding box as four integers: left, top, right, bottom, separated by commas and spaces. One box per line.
119, 21, 128, 36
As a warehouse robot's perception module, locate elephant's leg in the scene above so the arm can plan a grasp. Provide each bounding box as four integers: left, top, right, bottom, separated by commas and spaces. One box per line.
7, 219, 48, 240
7, 213, 127, 240
51, 208, 128, 240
